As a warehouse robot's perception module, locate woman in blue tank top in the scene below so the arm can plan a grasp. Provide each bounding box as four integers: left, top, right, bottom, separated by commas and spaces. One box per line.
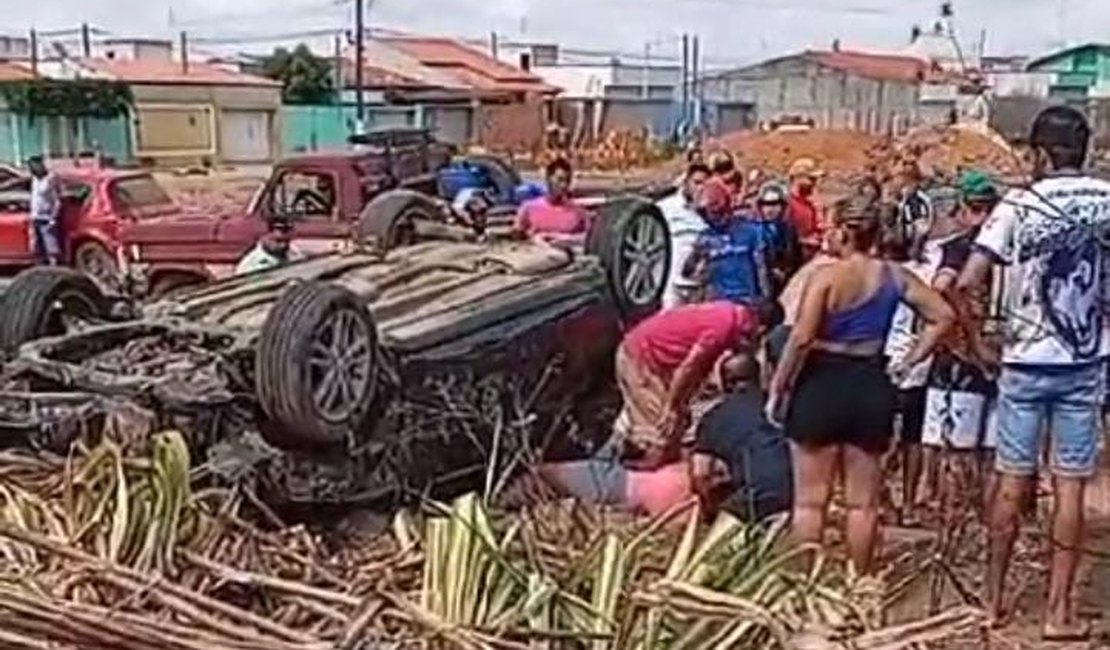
768, 196, 954, 575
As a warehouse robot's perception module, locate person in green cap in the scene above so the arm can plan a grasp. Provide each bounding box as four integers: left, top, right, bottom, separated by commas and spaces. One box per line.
917, 169, 1002, 515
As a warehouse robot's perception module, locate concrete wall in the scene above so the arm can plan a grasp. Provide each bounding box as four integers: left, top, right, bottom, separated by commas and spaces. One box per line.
280, 104, 420, 154
702, 57, 928, 135
0, 108, 131, 164
127, 83, 282, 167
474, 101, 546, 154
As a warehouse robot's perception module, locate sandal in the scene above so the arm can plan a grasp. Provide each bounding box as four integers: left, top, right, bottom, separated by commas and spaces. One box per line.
1042, 619, 1092, 642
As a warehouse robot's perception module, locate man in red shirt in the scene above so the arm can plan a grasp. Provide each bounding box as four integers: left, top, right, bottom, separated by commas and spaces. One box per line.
614, 300, 780, 469
514, 157, 589, 246
786, 157, 825, 259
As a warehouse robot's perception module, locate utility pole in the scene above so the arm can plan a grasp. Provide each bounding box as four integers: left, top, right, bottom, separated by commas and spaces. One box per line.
641, 42, 651, 100
692, 36, 700, 129
81, 23, 91, 58
490, 31, 499, 60
355, 0, 365, 132
179, 31, 188, 75
29, 29, 38, 75
681, 34, 690, 127
334, 34, 342, 102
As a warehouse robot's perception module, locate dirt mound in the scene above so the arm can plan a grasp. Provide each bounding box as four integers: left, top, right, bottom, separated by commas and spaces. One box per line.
711, 128, 884, 177
706, 126, 1019, 183
896, 126, 1021, 178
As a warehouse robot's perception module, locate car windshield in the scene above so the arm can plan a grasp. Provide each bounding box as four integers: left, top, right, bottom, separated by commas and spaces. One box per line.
113, 175, 175, 216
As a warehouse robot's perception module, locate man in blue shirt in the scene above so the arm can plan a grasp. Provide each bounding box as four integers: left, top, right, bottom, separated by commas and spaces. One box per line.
682, 176, 767, 305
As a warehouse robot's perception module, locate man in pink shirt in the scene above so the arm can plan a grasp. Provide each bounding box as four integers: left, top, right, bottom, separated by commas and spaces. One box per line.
615, 300, 780, 469
514, 157, 589, 246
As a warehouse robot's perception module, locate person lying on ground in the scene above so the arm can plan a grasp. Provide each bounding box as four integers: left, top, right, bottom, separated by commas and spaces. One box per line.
768, 196, 953, 575
918, 170, 1002, 517
681, 177, 769, 305
658, 162, 711, 308
513, 157, 588, 247
958, 106, 1107, 641
537, 353, 793, 522
614, 299, 782, 470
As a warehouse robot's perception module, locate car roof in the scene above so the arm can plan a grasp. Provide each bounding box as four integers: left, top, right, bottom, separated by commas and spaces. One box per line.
56, 167, 153, 184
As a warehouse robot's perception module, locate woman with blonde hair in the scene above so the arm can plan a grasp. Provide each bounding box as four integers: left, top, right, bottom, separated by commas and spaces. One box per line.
768, 196, 953, 573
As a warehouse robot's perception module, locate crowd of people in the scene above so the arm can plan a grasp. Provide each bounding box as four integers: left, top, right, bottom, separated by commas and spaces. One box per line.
528, 105, 1109, 643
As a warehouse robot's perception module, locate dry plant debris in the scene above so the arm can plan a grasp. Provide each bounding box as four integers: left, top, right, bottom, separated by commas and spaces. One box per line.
0, 429, 986, 649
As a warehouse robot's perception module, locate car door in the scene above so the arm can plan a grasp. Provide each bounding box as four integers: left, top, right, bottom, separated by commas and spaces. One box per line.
0, 178, 33, 264
258, 166, 350, 257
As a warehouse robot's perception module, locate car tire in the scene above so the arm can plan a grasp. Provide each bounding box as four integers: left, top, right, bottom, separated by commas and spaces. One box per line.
255, 281, 381, 449
356, 189, 441, 252
72, 241, 122, 294
0, 267, 109, 352
463, 154, 521, 205
587, 197, 671, 322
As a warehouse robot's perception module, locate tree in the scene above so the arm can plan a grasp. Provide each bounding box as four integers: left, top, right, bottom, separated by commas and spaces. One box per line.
261, 44, 335, 105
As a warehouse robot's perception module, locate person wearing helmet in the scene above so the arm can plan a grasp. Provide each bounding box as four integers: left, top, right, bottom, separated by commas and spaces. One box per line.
752, 182, 802, 296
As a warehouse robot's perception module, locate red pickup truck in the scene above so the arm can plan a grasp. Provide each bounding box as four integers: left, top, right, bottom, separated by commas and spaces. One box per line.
122, 128, 453, 296
0, 164, 180, 289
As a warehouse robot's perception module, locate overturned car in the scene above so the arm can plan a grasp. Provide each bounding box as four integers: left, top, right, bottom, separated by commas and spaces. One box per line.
0, 192, 671, 504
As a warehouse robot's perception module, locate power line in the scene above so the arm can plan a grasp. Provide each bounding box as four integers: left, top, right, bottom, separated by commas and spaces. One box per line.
170, 0, 351, 29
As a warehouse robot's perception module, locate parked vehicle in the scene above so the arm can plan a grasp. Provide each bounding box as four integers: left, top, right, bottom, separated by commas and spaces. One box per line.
121, 128, 465, 297
0, 192, 671, 504
0, 164, 179, 291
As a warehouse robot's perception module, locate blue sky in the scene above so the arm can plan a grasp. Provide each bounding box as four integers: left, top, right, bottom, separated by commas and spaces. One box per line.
7, 0, 1104, 66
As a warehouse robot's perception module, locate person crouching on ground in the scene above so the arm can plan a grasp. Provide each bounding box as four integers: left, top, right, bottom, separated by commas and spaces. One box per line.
615, 299, 781, 470
768, 196, 953, 574
514, 157, 588, 247
681, 177, 769, 305
535, 352, 793, 522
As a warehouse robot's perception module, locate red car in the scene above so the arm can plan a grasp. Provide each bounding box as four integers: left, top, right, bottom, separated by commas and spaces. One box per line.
0, 164, 180, 289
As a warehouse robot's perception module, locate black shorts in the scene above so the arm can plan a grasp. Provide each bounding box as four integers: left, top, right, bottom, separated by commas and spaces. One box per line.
785, 351, 896, 454
897, 387, 927, 445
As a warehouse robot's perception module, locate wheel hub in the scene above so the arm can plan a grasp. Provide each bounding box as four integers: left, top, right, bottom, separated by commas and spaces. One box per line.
308, 309, 374, 423
619, 213, 667, 305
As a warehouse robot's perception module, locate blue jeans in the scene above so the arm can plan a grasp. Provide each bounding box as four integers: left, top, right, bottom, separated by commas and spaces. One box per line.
995, 362, 1104, 478
31, 219, 60, 264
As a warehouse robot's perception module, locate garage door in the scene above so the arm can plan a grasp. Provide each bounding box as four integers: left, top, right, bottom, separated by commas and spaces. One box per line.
220, 110, 272, 163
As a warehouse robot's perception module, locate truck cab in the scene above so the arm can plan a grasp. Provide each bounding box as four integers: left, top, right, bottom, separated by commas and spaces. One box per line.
122, 128, 453, 296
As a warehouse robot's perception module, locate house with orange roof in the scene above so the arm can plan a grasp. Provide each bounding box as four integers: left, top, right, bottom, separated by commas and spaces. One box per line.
286, 35, 557, 153
41, 38, 282, 167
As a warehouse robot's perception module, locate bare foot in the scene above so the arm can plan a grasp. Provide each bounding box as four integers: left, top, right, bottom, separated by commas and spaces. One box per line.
1042, 619, 1091, 642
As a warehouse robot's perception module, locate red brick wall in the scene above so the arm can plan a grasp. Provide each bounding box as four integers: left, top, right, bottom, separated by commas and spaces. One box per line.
474, 100, 546, 155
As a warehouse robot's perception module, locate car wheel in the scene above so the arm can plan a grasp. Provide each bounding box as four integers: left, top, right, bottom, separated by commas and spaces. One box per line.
464, 154, 522, 204
587, 197, 671, 322
356, 189, 442, 252
255, 281, 381, 449
72, 242, 122, 294
0, 267, 109, 352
